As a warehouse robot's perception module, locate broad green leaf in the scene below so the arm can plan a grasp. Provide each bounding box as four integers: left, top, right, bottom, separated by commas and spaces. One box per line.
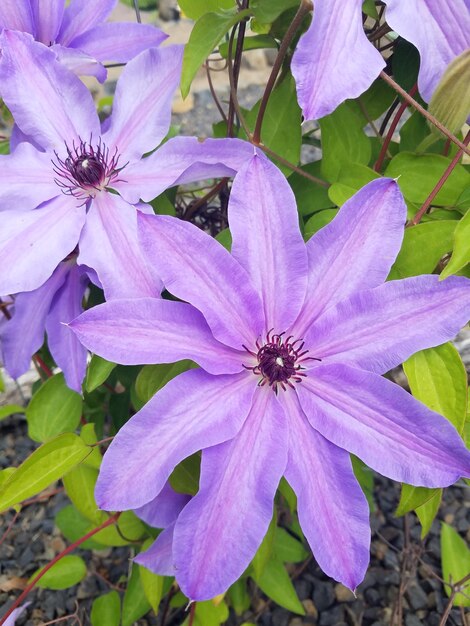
304, 209, 337, 240
135, 360, 194, 404
0, 404, 24, 420
169, 454, 201, 495
139, 540, 164, 613
288, 161, 332, 217
274, 527, 308, 563
26, 373, 83, 442
181, 8, 252, 98
356, 79, 395, 120
219, 34, 278, 58
396, 485, 440, 517
85, 355, 116, 392
93, 510, 146, 547
252, 558, 305, 614
80, 423, 102, 470
252, 514, 277, 578
441, 523, 470, 606
388, 221, 456, 279
251, 0, 299, 23
215, 228, 232, 251
151, 191, 177, 217
63, 464, 101, 523
392, 39, 420, 92
416, 490, 442, 538
91, 591, 121, 626
55, 505, 105, 550
441, 209, 470, 278
179, 0, 234, 20
385, 153, 470, 206
0, 433, 89, 512
278, 477, 297, 512
122, 564, 152, 626
351, 456, 375, 511
0, 468, 15, 488
328, 164, 379, 206
33, 555, 87, 590
319, 102, 371, 182
188, 600, 230, 626
228, 579, 251, 616
362, 0, 378, 19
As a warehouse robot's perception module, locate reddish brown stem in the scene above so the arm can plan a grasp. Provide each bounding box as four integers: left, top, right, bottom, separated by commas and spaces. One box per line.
0, 513, 120, 626
188, 602, 196, 626
0, 511, 19, 546
32, 354, 53, 378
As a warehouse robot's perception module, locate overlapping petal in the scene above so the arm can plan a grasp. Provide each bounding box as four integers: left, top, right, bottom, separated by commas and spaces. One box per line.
229, 152, 308, 330
30, 0, 64, 45
134, 483, 189, 528
138, 213, 265, 349
299, 364, 470, 486
306, 275, 470, 374
95, 369, 256, 511
70, 298, 245, 375
51, 43, 107, 82
293, 179, 406, 335
173, 389, 288, 600
58, 0, 116, 46
135, 526, 177, 576
0, 1, 34, 33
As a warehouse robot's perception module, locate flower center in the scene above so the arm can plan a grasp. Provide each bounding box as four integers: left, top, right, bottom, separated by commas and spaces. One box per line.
52, 138, 124, 201
243, 330, 320, 393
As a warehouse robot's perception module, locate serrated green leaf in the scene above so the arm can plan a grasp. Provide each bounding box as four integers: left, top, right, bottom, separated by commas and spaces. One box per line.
252, 558, 305, 614
179, 0, 235, 20
441, 523, 470, 606
91, 591, 121, 626
86, 355, 117, 392
0, 404, 25, 420
122, 564, 152, 626
32, 555, 87, 590
441, 209, 470, 278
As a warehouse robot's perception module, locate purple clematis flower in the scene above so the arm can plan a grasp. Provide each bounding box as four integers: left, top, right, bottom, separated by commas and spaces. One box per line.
1, 258, 88, 393
70, 154, 470, 599
0, 0, 166, 82
292, 0, 470, 120
0, 30, 253, 300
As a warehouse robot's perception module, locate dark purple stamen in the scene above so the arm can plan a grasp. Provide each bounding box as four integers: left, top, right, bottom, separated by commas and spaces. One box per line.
243, 330, 321, 393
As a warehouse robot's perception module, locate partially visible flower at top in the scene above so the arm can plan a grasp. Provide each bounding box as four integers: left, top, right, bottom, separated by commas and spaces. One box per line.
1, 257, 88, 392
291, 0, 470, 120
71, 153, 470, 600
0, 30, 254, 301
0, 0, 167, 82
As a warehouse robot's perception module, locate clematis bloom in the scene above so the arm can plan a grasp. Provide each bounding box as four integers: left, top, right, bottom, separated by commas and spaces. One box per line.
291, 0, 470, 120
0, 0, 166, 82
71, 154, 470, 599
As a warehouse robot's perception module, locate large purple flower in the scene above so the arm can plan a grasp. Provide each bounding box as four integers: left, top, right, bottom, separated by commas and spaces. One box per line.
0, 0, 166, 82
70, 154, 470, 599
292, 0, 470, 120
0, 30, 253, 300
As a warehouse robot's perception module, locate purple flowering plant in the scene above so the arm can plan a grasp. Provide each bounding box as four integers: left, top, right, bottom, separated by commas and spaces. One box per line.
0, 0, 470, 624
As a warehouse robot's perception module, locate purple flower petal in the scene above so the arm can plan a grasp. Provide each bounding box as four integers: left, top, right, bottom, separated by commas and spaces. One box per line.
229, 152, 308, 330
30, 0, 64, 45
384, 0, 470, 102
95, 369, 256, 510
2, 603, 30, 626
306, 275, 470, 374
77, 194, 161, 299
134, 482, 189, 527
46, 264, 88, 392
58, 0, 116, 46
51, 43, 107, 82
293, 179, 407, 335
291, 0, 385, 120
69, 22, 167, 63
298, 364, 470, 486
135, 525, 176, 576
173, 388, 288, 600
283, 391, 370, 591
70, 298, 245, 375
138, 213, 265, 349
0, 196, 86, 295
0, 1, 33, 32
0, 30, 100, 150
103, 46, 182, 161
114, 137, 254, 205
1, 264, 68, 379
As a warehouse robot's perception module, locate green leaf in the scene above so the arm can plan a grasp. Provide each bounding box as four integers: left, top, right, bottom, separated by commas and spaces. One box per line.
85, 355, 117, 392
328, 164, 380, 206
441, 209, 470, 278
80, 423, 102, 470
139, 540, 164, 613
63, 464, 101, 523
288, 161, 332, 217
0, 404, 25, 420
385, 152, 470, 206
135, 360, 195, 404
278, 477, 297, 513
356, 79, 395, 120
351, 456, 375, 512
273, 527, 308, 563
441, 523, 470, 606
169, 454, 201, 495
190, 600, 230, 626
91, 591, 121, 626
26, 373, 83, 442
228, 579, 251, 616
362, 0, 378, 19
219, 34, 278, 58
396, 484, 440, 517
93, 510, 146, 547
181, 8, 252, 98
416, 490, 442, 538
252, 558, 305, 614
319, 102, 372, 183
215, 228, 232, 251
122, 564, 152, 626
0, 433, 89, 512
179, 0, 235, 20
388, 221, 456, 279
304, 209, 337, 240
251, 0, 299, 23
55, 505, 105, 550
252, 514, 277, 578
33, 555, 87, 590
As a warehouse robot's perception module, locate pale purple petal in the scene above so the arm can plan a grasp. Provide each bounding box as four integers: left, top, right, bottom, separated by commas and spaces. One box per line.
135, 526, 176, 576
46, 264, 88, 392
70, 298, 245, 375
138, 213, 265, 349
103, 46, 182, 161
291, 0, 385, 120
30, 0, 64, 45
384, 0, 470, 102
229, 153, 307, 330
9, 124, 43, 152
77, 193, 161, 299
2, 603, 30, 626
306, 275, 470, 374
114, 137, 254, 205
0, 1, 33, 32
70, 22, 167, 63
1, 265, 68, 379
282, 391, 370, 591
51, 43, 107, 82
292, 179, 407, 336
58, 0, 116, 46
134, 483, 189, 528
173, 388, 288, 600
0, 30, 100, 150
0, 196, 86, 295
0, 143, 57, 212
298, 364, 470, 486
95, 369, 256, 510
